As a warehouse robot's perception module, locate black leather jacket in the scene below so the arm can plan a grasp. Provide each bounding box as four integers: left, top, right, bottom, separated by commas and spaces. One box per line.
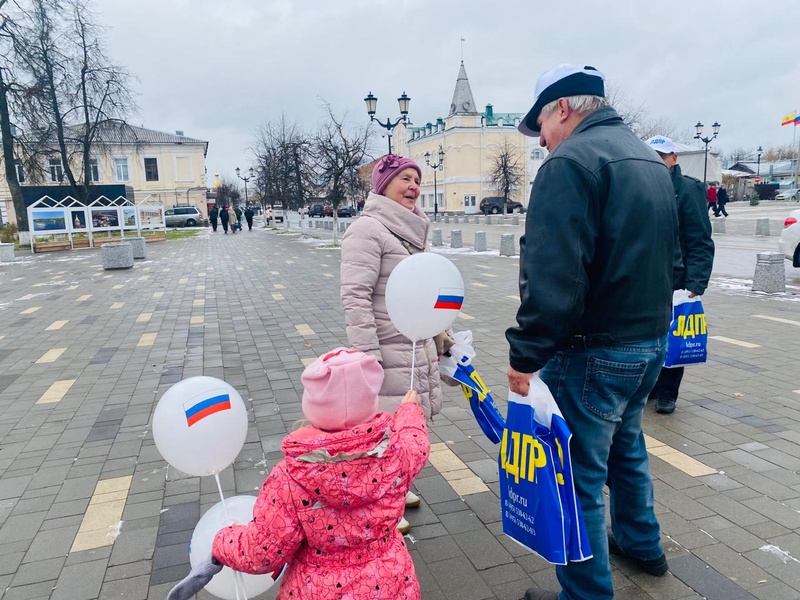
671, 165, 714, 294
507, 107, 679, 373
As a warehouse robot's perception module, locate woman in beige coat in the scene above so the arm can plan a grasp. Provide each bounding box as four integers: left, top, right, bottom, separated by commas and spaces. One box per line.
341, 155, 443, 533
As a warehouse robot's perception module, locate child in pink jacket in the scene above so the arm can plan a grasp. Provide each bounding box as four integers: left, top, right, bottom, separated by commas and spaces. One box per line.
168, 348, 429, 600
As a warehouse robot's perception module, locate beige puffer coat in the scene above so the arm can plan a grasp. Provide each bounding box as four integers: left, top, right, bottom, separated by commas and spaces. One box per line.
340, 192, 442, 418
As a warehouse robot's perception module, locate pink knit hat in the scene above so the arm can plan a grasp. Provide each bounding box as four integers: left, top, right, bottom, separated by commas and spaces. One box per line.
371, 154, 422, 196
301, 348, 383, 431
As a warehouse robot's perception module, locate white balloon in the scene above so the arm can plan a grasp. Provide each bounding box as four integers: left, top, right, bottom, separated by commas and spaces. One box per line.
385, 253, 465, 341
190, 495, 284, 600
153, 377, 248, 476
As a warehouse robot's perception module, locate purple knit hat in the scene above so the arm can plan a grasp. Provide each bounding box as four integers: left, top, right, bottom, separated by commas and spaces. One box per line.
371, 155, 422, 195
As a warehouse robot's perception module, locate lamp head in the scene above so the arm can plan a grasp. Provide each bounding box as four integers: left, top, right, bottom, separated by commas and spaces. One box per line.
712, 121, 721, 136
398, 92, 410, 118
364, 92, 377, 118
694, 122, 703, 138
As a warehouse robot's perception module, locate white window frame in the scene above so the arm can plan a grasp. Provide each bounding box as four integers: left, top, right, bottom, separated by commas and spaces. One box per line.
14, 160, 24, 183
89, 158, 100, 182
114, 158, 129, 182
48, 158, 64, 183
174, 155, 193, 182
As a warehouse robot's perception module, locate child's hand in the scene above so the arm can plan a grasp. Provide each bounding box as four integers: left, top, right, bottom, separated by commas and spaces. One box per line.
401, 391, 420, 405
167, 556, 223, 600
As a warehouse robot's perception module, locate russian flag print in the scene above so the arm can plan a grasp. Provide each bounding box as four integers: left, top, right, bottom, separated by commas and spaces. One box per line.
434, 287, 464, 310
184, 394, 232, 427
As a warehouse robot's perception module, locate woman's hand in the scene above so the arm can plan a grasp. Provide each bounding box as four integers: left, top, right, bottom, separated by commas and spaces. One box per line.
401, 390, 421, 405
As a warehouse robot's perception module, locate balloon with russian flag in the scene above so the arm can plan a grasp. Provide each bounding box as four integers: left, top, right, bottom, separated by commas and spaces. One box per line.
153, 376, 248, 477
385, 252, 465, 341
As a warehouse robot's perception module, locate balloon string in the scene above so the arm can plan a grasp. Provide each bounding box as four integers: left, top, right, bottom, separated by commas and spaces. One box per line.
214, 473, 248, 600
410, 340, 417, 390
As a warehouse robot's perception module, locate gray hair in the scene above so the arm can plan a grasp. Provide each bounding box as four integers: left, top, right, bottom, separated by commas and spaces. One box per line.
540, 95, 609, 119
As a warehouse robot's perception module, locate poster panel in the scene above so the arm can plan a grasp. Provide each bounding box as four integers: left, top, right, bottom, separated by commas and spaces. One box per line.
138, 206, 165, 229
90, 207, 121, 230
70, 209, 88, 231
32, 209, 68, 233
122, 207, 138, 229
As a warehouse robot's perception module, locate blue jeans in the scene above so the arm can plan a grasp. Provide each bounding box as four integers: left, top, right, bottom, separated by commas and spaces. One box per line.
538, 336, 667, 600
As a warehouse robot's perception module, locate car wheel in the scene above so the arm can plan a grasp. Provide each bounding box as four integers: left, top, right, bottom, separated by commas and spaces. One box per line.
794, 245, 800, 268
186, 218, 197, 227
491, 207, 500, 214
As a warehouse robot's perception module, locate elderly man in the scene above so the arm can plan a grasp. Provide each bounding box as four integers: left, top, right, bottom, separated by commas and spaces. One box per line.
645, 136, 715, 415
506, 65, 679, 600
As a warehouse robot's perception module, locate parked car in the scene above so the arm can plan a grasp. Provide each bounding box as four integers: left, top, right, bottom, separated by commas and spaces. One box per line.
164, 206, 202, 227
271, 205, 284, 223
778, 209, 800, 267
337, 206, 356, 218
775, 188, 799, 201
479, 196, 524, 215
309, 204, 325, 218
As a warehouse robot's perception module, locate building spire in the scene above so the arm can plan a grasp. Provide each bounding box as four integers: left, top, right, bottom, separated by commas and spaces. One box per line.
449, 61, 478, 116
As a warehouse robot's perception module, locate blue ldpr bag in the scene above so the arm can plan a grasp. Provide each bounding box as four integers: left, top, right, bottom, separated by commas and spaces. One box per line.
499, 380, 592, 565
664, 290, 708, 368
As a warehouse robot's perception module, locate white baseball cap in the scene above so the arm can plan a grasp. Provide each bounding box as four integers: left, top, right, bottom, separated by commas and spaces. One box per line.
645, 136, 676, 155
518, 64, 606, 137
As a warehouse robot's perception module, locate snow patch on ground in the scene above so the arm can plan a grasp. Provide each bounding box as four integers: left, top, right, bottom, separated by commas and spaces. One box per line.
760, 545, 800, 564
709, 277, 800, 302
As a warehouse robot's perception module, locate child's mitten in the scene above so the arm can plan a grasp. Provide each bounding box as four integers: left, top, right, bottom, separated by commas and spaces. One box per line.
166, 556, 223, 600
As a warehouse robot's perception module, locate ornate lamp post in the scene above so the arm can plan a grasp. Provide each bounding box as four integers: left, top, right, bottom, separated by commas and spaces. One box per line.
364, 91, 411, 154
694, 121, 721, 184
424, 146, 445, 221
235, 167, 254, 205
756, 145, 763, 179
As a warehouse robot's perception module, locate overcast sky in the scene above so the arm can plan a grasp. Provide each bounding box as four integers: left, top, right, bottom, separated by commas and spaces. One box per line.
97, 0, 800, 182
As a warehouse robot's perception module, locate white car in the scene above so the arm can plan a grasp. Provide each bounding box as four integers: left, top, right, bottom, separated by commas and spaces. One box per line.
778, 209, 800, 267
775, 188, 799, 201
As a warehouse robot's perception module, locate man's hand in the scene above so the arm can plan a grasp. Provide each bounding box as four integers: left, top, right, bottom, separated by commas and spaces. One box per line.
507, 367, 534, 396
688, 290, 701, 298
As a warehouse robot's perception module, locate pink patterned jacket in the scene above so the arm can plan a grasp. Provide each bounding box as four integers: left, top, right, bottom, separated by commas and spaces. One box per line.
212, 402, 429, 599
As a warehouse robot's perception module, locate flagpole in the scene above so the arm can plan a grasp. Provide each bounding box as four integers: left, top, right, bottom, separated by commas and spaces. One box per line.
795, 109, 798, 186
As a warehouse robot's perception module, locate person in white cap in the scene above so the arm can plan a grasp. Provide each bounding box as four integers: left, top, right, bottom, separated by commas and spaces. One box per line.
506, 64, 680, 600
645, 136, 715, 415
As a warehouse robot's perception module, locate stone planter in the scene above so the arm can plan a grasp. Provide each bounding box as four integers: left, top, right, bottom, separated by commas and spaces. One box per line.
101, 242, 134, 270
0, 243, 14, 263
126, 236, 147, 259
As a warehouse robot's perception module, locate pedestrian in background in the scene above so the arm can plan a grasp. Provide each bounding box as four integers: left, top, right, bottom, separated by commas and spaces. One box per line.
706, 182, 719, 216
645, 136, 715, 415
228, 205, 238, 234
716, 184, 729, 217
220, 206, 229, 234
209, 206, 219, 232
234, 204, 244, 231
244, 205, 254, 230
507, 64, 679, 600
340, 154, 452, 534
167, 349, 429, 600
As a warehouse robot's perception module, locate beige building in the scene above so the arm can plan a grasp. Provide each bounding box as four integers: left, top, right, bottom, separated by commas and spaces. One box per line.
0, 124, 209, 225
392, 62, 547, 214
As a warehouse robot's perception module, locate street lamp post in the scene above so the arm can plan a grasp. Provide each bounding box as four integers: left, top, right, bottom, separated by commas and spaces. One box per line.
694, 121, 721, 184
424, 146, 445, 221
235, 166, 254, 205
756, 145, 763, 179
364, 91, 411, 154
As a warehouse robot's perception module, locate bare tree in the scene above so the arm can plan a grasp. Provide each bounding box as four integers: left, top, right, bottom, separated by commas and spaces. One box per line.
13, 0, 136, 202
487, 139, 524, 213
312, 103, 370, 245
606, 82, 693, 143
763, 145, 795, 162
214, 179, 241, 208
252, 115, 313, 227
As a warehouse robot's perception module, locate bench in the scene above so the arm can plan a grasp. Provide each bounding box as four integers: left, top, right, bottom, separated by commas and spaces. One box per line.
33, 241, 71, 253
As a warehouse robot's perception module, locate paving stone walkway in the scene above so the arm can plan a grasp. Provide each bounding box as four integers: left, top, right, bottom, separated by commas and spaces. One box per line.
0, 223, 799, 600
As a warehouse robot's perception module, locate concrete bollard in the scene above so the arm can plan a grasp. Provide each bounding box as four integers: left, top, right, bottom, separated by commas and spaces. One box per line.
752, 252, 786, 293
463, 215, 470, 224
450, 230, 463, 249
474, 231, 487, 252
497, 216, 505, 225
126, 236, 146, 259
512, 215, 520, 226
0, 242, 15, 263
500, 234, 516, 257
755, 218, 771, 236
101, 242, 134, 270
712, 218, 726, 234
454, 214, 460, 224
486, 215, 493, 225
444, 214, 450, 224
432, 228, 443, 247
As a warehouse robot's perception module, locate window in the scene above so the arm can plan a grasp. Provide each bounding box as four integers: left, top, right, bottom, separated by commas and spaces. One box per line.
89, 158, 100, 182
175, 156, 191, 181
114, 158, 129, 181
48, 159, 64, 182
14, 160, 24, 183
144, 157, 159, 181
531, 148, 545, 160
